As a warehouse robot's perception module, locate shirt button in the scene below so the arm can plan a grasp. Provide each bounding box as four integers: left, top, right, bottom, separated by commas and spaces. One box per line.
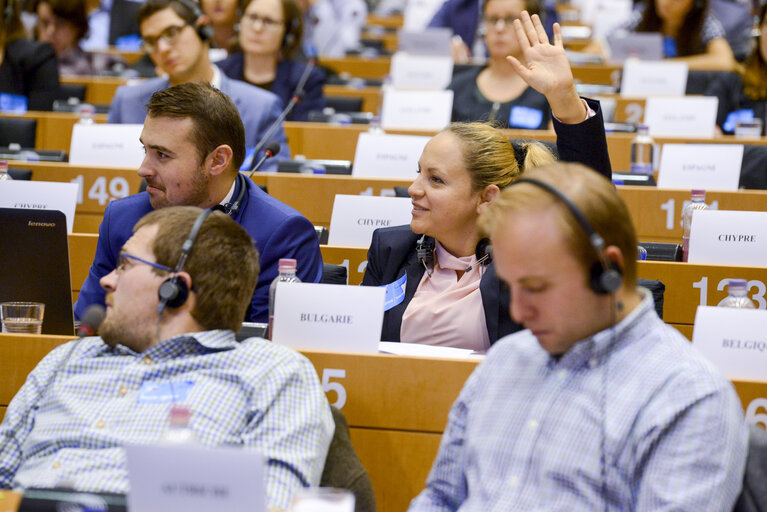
589, 357, 598, 368
52, 462, 61, 469
509, 475, 519, 488
95, 420, 105, 429
119, 386, 128, 396
528, 419, 538, 430
557, 370, 567, 380
142, 356, 152, 365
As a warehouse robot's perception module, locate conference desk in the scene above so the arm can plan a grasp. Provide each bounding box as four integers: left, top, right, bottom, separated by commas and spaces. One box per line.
1, 333, 766, 511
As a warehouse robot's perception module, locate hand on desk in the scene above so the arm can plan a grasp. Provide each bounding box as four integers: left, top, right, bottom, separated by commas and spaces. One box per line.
506, 11, 586, 124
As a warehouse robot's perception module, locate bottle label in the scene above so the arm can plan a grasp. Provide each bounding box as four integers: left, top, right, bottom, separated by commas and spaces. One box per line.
630, 163, 653, 175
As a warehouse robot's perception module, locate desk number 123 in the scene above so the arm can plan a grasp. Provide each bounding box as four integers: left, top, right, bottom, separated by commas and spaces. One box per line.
692, 277, 767, 308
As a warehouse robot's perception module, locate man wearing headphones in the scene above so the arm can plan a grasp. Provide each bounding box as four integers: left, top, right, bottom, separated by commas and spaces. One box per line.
409, 163, 748, 511
74, 82, 323, 323
0, 206, 334, 510
107, 0, 289, 170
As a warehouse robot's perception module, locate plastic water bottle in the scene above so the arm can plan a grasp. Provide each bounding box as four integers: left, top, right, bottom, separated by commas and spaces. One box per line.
159, 405, 198, 444
76, 103, 96, 124
637, 245, 647, 260
718, 279, 756, 309
367, 115, 385, 134
0, 160, 11, 181
629, 124, 654, 175
268, 258, 301, 340
682, 189, 709, 262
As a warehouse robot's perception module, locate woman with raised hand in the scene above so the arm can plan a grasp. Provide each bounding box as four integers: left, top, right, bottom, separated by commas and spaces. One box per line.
361, 11, 612, 351
216, 0, 325, 121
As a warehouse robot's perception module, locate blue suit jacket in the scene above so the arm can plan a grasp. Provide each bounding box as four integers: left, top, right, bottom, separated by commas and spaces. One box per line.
361, 98, 612, 343
106, 72, 290, 171
216, 54, 326, 122
74, 177, 324, 323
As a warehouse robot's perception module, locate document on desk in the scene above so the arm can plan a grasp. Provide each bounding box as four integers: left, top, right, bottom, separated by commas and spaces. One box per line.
693, 306, 767, 381
379, 341, 485, 359
126, 444, 265, 512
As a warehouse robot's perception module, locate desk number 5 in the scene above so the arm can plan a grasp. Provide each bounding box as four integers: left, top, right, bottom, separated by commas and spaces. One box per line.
322, 368, 347, 409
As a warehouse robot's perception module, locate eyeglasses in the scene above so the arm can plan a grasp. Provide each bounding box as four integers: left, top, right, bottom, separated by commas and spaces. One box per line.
142, 23, 189, 53
242, 13, 284, 30
116, 252, 172, 275
483, 15, 519, 29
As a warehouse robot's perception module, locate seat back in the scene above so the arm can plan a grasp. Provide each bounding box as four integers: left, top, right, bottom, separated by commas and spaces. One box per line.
0, 118, 36, 147
733, 424, 767, 512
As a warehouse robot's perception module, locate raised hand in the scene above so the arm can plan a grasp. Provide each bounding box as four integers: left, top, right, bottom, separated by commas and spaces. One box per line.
506, 11, 586, 124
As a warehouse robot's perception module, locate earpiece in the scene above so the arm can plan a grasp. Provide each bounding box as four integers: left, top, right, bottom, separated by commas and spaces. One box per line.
175, 0, 214, 42
157, 209, 211, 314
4, 0, 15, 27
416, 235, 493, 275
282, 16, 299, 52
512, 178, 623, 295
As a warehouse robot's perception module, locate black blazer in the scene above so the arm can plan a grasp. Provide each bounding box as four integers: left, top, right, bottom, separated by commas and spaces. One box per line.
361, 98, 613, 344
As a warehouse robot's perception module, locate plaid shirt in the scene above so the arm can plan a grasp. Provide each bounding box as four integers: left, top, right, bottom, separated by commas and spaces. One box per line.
0, 330, 334, 510
409, 290, 748, 512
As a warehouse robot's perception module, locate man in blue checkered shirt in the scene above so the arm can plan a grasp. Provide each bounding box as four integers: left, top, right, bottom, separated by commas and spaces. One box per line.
409, 163, 749, 512
0, 207, 334, 511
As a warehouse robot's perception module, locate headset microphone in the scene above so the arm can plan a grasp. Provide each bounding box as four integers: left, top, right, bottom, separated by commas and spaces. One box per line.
465, 240, 493, 272
247, 140, 281, 177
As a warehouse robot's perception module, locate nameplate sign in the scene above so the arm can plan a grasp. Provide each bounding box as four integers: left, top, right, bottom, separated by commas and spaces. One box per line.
391, 52, 454, 89
381, 89, 453, 130
126, 444, 265, 512
70, 123, 144, 168
353, 132, 429, 178
620, 60, 688, 97
329, 195, 413, 247
688, 210, 767, 266
644, 96, 718, 138
272, 282, 385, 353
657, 144, 743, 191
692, 306, 767, 381
403, 0, 445, 30
398, 28, 453, 56
0, 180, 78, 233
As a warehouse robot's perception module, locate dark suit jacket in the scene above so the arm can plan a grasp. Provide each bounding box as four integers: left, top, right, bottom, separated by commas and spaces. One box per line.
361, 98, 612, 343
0, 39, 60, 111
215, 54, 326, 122
74, 177, 323, 323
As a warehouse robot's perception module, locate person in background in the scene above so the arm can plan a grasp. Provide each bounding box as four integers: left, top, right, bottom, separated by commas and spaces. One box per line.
35, 0, 125, 75
408, 160, 748, 511
296, 0, 366, 58
449, 0, 551, 129
201, 0, 238, 52
1, 206, 334, 511
107, 0, 289, 169
0, 0, 60, 110
610, 0, 736, 71
216, 0, 325, 121
361, 12, 612, 351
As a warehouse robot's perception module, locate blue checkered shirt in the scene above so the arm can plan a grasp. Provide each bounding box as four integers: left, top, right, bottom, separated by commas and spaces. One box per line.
0, 330, 334, 510
409, 290, 748, 511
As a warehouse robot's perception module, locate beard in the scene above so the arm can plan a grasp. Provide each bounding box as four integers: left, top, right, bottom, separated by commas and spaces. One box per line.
100, 294, 156, 352
147, 161, 211, 210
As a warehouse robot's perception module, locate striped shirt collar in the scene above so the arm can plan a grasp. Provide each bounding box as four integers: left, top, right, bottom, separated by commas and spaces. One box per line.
101, 329, 239, 359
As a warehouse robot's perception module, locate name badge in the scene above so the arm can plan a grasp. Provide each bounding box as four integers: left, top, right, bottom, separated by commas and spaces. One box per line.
509, 106, 544, 129
382, 274, 407, 311
0, 93, 28, 114
137, 381, 195, 404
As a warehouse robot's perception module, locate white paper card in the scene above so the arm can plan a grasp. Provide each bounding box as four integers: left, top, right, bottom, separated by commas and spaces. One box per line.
381, 89, 453, 130
620, 60, 688, 97
657, 144, 743, 191
352, 132, 428, 178
69, 123, 144, 168
379, 341, 484, 359
0, 180, 78, 233
688, 210, 767, 266
390, 53, 454, 89
126, 443, 265, 512
272, 282, 385, 352
692, 306, 767, 381
644, 96, 718, 138
398, 28, 453, 56
329, 195, 412, 247
585, 0, 632, 39
403, 0, 445, 31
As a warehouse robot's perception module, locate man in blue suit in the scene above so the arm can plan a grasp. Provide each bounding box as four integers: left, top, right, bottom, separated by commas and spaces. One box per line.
75, 81, 324, 322
107, 0, 288, 171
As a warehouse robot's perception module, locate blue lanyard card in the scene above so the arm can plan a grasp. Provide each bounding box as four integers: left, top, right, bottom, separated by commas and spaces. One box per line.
137, 381, 195, 404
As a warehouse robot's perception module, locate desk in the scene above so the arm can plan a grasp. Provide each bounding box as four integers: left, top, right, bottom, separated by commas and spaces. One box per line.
323, 84, 380, 113
366, 13, 404, 30
1, 333, 766, 511
0, 491, 21, 512
2, 111, 107, 152
60, 76, 128, 106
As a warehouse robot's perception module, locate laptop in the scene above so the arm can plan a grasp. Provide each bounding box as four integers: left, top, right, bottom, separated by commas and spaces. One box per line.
607, 32, 664, 62
0, 208, 75, 335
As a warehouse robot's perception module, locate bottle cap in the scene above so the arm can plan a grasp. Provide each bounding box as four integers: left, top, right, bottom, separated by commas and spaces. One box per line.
278, 258, 297, 271
691, 189, 706, 200
728, 278, 747, 290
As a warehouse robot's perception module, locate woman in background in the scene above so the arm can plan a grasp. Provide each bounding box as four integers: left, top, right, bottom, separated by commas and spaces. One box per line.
216, 0, 325, 121
449, 0, 551, 129
201, 0, 238, 52
0, 0, 59, 109
362, 12, 612, 351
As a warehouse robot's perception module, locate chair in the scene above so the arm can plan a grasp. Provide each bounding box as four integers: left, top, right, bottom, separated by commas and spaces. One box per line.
108, 0, 141, 45
733, 424, 767, 512
57, 83, 86, 102
320, 406, 376, 512
8, 167, 32, 180
325, 96, 364, 113
315, 225, 329, 244
740, 145, 767, 190
0, 118, 36, 147
637, 278, 665, 320
321, 263, 347, 285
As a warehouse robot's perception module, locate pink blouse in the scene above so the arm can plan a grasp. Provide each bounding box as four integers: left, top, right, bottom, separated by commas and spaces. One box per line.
400, 241, 491, 352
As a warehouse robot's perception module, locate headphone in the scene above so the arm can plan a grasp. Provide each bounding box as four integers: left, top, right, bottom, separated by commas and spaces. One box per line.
157, 209, 211, 314
512, 178, 623, 295
175, 0, 215, 42
4, 0, 15, 27
416, 235, 493, 277
282, 15, 300, 53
